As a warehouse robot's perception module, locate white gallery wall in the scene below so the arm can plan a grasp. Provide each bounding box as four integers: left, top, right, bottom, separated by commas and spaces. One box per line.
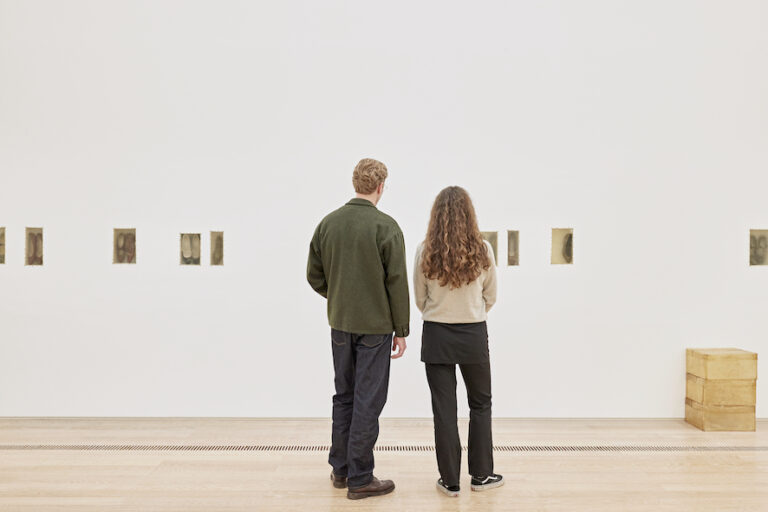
0, 0, 766, 418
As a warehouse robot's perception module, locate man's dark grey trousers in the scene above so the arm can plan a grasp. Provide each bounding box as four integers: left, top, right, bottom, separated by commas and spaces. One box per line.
328, 329, 392, 488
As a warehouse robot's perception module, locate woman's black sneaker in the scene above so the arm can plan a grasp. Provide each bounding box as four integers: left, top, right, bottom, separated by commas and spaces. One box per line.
436, 478, 460, 497
470, 474, 504, 491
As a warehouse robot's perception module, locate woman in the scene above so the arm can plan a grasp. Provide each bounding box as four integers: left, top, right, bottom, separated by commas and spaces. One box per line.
413, 186, 503, 497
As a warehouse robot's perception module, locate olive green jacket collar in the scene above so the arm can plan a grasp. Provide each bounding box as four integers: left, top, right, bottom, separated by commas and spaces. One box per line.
347, 198, 376, 208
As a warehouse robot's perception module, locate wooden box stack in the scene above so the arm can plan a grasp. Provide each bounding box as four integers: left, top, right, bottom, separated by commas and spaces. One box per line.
685, 348, 757, 431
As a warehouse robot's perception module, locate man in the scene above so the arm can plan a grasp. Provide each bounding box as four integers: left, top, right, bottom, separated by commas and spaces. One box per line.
307, 158, 410, 500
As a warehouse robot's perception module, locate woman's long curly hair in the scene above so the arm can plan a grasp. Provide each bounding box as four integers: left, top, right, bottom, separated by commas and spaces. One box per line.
421, 186, 491, 289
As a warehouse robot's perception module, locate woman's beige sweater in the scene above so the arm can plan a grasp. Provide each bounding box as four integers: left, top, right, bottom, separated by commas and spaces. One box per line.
413, 240, 497, 324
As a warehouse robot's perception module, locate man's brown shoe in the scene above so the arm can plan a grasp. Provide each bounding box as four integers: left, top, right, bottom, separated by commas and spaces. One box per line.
330, 471, 347, 489
346, 477, 395, 500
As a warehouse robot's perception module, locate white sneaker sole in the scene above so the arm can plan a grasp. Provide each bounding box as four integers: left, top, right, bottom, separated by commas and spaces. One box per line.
471, 478, 505, 492
436, 482, 460, 497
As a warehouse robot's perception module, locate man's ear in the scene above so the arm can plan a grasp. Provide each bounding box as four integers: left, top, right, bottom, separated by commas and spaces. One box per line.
378, 182, 385, 194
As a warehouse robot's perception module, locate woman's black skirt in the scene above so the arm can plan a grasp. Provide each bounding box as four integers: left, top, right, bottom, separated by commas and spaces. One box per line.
421, 320, 489, 364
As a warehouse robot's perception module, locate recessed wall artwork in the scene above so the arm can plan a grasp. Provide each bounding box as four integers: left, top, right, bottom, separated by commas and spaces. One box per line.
507, 230, 519, 266
180, 233, 201, 265
750, 230, 768, 265
0, 227, 5, 264
481, 231, 499, 265
113, 228, 136, 264
211, 231, 224, 266
551, 228, 574, 264
25, 227, 43, 266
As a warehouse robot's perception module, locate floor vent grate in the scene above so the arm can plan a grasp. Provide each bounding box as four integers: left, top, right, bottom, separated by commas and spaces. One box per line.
0, 444, 766, 453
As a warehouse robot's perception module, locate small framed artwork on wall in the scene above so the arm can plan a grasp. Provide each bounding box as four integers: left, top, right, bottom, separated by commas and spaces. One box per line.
507, 230, 519, 266
180, 233, 201, 265
113, 228, 136, 264
552, 228, 573, 264
211, 231, 224, 266
481, 231, 499, 265
25, 227, 43, 266
750, 230, 768, 266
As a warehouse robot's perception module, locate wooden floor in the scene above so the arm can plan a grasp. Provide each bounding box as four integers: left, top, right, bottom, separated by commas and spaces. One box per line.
1, 418, 766, 511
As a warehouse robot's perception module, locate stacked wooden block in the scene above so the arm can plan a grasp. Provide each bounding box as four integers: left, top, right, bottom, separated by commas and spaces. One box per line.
685, 348, 757, 431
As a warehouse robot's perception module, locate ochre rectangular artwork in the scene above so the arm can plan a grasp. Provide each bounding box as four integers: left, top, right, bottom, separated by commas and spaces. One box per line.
0, 227, 5, 264
480, 231, 498, 265
685, 373, 756, 406
180, 233, 201, 265
749, 229, 768, 265
684, 399, 756, 432
551, 228, 573, 264
507, 230, 519, 266
686, 348, 757, 380
113, 228, 136, 264
25, 227, 43, 266
211, 231, 224, 266
684, 348, 757, 432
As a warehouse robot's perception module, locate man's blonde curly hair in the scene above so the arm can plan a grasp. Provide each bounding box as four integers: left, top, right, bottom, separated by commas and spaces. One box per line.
352, 158, 388, 194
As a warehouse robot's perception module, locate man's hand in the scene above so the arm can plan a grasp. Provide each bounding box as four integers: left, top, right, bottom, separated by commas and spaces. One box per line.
391, 337, 407, 359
